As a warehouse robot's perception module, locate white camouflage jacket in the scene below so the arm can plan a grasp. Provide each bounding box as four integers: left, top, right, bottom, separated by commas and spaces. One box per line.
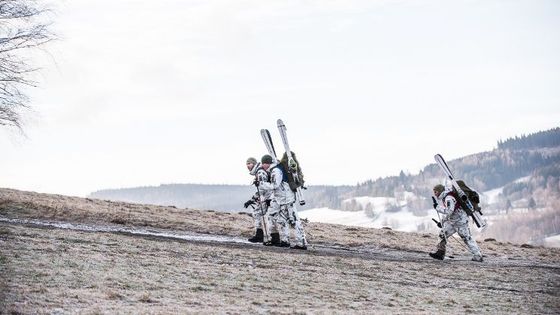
259, 165, 295, 205
252, 168, 273, 202
435, 189, 469, 224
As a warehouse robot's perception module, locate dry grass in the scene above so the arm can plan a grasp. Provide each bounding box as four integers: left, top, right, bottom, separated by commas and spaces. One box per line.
1, 188, 557, 264
1, 188, 560, 313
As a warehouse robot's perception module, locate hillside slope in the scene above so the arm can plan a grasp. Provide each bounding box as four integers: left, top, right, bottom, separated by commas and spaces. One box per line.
1, 188, 559, 313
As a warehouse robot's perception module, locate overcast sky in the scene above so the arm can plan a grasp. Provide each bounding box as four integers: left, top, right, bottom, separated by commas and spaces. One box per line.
1, 0, 559, 197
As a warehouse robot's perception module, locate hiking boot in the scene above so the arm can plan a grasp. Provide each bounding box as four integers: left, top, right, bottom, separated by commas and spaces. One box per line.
264, 232, 281, 246
248, 229, 264, 243
291, 244, 307, 250
472, 255, 483, 262
429, 249, 445, 260
278, 241, 291, 248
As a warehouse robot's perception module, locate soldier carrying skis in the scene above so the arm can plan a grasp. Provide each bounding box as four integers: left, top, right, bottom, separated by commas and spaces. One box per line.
278, 151, 307, 249
259, 154, 307, 249
429, 184, 483, 262
256, 119, 308, 249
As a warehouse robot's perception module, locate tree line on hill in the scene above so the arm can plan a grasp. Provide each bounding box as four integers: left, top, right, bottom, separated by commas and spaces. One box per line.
344, 127, 560, 213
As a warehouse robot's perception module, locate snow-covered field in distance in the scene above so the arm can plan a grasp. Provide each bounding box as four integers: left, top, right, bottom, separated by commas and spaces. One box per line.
299, 207, 434, 233
299, 195, 435, 233
299, 185, 528, 234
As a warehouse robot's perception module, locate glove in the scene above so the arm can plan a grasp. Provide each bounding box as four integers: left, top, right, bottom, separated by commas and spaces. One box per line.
431, 196, 438, 209
244, 199, 255, 208
253, 179, 260, 187
265, 199, 271, 207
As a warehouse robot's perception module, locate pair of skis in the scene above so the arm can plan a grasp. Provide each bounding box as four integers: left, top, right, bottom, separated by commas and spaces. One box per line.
434, 154, 486, 228
260, 119, 306, 205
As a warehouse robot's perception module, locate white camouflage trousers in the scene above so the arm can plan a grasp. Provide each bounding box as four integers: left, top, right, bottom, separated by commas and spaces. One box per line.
267, 200, 306, 246
252, 203, 266, 230
287, 206, 307, 247
263, 201, 281, 239
437, 220, 482, 258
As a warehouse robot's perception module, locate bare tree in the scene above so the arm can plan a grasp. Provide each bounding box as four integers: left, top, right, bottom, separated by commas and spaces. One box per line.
0, 0, 53, 130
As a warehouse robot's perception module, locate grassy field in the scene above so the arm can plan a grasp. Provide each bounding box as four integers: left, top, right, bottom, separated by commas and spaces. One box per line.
1, 188, 559, 313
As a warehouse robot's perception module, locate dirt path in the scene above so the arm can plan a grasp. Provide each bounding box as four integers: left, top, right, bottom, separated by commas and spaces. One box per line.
2, 216, 558, 270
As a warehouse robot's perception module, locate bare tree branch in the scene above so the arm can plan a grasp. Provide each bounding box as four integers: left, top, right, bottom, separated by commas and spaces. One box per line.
0, 0, 54, 130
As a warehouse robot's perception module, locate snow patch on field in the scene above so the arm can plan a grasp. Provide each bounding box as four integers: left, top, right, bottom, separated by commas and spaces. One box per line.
348, 196, 397, 208
299, 208, 374, 227
299, 207, 433, 233
482, 187, 503, 204
543, 234, 560, 248
301, 174, 541, 234
514, 176, 531, 183
302, 192, 434, 232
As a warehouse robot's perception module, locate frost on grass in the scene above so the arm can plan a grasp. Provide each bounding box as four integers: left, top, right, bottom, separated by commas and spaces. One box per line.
0, 188, 559, 313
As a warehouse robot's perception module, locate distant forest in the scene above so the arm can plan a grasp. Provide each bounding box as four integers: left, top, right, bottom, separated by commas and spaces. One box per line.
343, 127, 560, 212
497, 127, 560, 150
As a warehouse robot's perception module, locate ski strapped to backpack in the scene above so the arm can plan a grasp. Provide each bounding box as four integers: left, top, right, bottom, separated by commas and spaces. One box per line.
456, 180, 482, 212
259, 121, 307, 205
277, 119, 306, 205
434, 154, 487, 228
260, 129, 278, 163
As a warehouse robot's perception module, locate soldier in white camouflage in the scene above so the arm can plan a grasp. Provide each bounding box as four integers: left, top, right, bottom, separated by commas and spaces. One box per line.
258, 154, 307, 249
279, 152, 307, 250
429, 184, 483, 262
244, 157, 274, 243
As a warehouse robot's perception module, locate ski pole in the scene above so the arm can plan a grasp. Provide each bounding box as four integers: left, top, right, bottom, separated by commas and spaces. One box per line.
255, 184, 270, 243
449, 234, 470, 253
433, 196, 449, 254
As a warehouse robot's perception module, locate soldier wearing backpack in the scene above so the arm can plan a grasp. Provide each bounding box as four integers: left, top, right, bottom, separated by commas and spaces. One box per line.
244, 157, 276, 244
279, 152, 307, 250
429, 184, 483, 262
258, 154, 307, 249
